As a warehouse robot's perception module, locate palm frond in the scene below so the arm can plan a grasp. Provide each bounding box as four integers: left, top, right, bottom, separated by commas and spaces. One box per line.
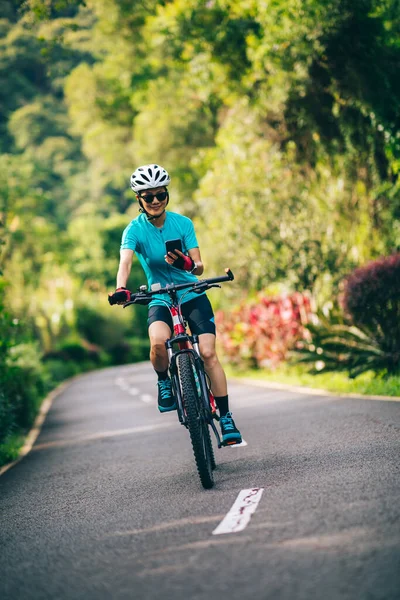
293, 316, 398, 378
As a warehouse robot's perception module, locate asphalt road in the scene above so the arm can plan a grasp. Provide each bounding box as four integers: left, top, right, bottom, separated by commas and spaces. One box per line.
1, 362, 400, 600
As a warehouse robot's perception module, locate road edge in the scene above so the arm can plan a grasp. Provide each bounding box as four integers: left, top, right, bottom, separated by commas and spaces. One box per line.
231, 376, 400, 402
0, 362, 153, 478
0, 377, 77, 477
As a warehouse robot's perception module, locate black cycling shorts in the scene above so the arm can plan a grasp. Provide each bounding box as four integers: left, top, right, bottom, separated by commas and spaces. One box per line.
147, 294, 216, 336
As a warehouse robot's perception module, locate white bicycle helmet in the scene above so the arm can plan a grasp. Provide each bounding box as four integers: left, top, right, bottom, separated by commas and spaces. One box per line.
130, 164, 171, 192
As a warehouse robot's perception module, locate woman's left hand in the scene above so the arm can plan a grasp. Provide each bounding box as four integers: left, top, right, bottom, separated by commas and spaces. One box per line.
165, 249, 195, 271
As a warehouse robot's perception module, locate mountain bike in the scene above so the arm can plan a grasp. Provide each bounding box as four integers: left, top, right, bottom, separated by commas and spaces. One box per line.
110, 269, 235, 489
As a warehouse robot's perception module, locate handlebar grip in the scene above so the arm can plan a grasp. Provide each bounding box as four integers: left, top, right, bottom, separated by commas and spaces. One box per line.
197, 269, 235, 287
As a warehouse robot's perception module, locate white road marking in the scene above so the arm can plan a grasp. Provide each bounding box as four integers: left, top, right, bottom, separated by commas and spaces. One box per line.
212, 488, 264, 535
141, 394, 154, 403
124, 374, 155, 383
115, 377, 130, 391
115, 375, 156, 401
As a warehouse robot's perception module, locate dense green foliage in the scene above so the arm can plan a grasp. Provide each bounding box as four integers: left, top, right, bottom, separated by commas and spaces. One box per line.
0, 282, 47, 463
1, 0, 400, 461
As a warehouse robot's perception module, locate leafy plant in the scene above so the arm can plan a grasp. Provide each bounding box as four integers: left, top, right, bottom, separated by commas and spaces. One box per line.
295, 319, 391, 378
296, 253, 400, 377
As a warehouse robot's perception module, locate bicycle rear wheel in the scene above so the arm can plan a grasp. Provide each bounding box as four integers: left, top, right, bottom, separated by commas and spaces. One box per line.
178, 352, 214, 489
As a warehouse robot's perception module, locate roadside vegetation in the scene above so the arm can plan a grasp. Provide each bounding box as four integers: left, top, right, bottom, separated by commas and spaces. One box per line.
1, 0, 399, 466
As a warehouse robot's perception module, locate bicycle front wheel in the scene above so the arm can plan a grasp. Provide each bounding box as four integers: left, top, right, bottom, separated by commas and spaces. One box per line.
178, 352, 214, 489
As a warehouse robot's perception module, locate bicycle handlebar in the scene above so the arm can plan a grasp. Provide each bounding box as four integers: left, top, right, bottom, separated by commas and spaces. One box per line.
110, 268, 234, 307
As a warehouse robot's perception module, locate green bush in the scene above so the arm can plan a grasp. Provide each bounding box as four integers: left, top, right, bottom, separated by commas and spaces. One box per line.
42, 336, 108, 385
76, 304, 133, 349
0, 284, 46, 448
343, 253, 400, 372
43, 358, 81, 385
0, 342, 48, 447
44, 335, 103, 363
108, 336, 149, 365
296, 254, 400, 377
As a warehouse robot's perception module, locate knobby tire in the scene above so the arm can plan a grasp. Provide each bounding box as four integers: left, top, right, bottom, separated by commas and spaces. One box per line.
178, 353, 214, 489
201, 373, 216, 470
205, 416, 216, 471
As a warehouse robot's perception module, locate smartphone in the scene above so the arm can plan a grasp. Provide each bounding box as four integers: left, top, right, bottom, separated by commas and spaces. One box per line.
165, 238, 183, 255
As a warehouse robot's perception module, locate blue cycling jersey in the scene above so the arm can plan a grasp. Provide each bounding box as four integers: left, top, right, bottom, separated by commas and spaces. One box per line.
120, 211, 204, 307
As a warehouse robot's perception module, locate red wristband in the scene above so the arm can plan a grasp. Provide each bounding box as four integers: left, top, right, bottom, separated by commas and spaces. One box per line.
182, 256, 195, 271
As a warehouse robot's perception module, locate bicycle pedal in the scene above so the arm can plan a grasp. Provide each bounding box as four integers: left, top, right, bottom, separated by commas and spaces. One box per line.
221, 438, 243, 447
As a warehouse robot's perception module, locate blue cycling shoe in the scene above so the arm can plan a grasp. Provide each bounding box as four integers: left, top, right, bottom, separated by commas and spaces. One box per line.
220, 412, 242, 445
157, 379, 176, 412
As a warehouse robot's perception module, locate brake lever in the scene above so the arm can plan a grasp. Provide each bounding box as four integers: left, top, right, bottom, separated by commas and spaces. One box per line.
123, 300, 136, 308
123, 295, 152, 307
193, 283, 221, 294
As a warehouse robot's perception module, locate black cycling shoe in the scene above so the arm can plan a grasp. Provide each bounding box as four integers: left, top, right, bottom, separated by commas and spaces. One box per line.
157, 379, 176, 412
220, 412, 242, 445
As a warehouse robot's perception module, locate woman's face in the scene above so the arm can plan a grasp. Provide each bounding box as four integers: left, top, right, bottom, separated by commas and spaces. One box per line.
137, 186, 168, 218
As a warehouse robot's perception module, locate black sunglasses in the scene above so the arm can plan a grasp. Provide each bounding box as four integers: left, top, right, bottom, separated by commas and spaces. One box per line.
140, 191, 168, 203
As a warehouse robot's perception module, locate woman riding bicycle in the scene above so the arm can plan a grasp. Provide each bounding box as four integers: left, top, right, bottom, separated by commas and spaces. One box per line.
108, 164, 242, 445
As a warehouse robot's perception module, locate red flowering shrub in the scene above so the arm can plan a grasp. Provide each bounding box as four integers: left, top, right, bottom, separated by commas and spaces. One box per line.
216, 291, 314, 369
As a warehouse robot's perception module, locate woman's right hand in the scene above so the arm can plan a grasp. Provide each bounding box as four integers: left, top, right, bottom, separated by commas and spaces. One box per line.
108, 287, 131, 305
